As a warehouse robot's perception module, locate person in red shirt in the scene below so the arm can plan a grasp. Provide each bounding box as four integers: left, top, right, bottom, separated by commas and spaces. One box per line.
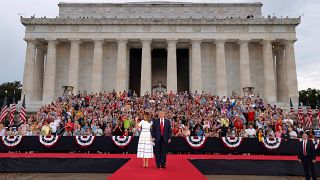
233, 115, 243, 133
65, 118, 74, 133
247, 107, 255, 125
275, 117, 283, 133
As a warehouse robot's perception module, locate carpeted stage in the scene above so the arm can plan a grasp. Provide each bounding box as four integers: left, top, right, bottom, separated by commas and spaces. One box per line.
0, 153, 319, 179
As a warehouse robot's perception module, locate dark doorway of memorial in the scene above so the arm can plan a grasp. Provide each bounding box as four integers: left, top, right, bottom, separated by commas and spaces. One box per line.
177, 49, 189, 92
129, 48, 142, 96
151, 49, 167, 93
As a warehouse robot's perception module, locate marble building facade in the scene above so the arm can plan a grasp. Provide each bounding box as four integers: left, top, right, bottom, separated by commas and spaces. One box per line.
20, 2, 300, 111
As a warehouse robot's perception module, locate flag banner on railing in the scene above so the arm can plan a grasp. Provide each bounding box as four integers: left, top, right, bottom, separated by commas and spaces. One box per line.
75, 136, 95, 148
111, 136, 133, 148
39, 135, 60, 148
221, 137, 244, 149
261, 137, 282, 150
185, 136, 207, 149
1, 136, 23, 148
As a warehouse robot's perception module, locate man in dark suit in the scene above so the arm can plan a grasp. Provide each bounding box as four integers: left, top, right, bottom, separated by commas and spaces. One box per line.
298, 132, 317, 180
152, 111, 172, 169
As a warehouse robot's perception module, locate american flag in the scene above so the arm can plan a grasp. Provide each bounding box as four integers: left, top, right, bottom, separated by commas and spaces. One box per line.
9, 103, 16, 126
289, 98, 295, 114
0, 95, 8, 123
305, 107, 313, 128
297, 107, 304, 124
9, 93, 16, 126
316, 108, 320, 128
19, 94, 26, 123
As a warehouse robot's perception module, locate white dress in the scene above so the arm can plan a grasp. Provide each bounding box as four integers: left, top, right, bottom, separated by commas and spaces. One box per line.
137, 120, 154, 158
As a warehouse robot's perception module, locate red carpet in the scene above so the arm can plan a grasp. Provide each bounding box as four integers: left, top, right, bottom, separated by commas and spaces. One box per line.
108, 155, 207, 180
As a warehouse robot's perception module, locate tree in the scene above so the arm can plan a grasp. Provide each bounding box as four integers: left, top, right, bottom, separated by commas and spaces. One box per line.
299, 88, 320, 109
0, 81, 22, 105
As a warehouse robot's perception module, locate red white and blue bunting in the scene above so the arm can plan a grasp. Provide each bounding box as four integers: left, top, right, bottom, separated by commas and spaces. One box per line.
111, 136, 133, 148
1, 136, 23, 148
221, 137, 244, 149
299, 139, 320, 150
39, 135, 60, 148
75, 136, 95, 148
261, 137, 282, 150
185, 136, 207, 149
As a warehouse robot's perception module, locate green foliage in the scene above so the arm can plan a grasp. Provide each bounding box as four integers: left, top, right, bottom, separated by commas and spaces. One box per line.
0, 81, 22, 105
299, 88, 320, 108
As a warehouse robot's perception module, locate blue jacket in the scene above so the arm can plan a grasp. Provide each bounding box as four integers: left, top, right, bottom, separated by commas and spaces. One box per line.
151, 118, 172, 143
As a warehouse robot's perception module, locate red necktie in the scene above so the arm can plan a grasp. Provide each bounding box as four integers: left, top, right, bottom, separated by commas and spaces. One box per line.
160, 119, 164, 135
303, 141, 307, 156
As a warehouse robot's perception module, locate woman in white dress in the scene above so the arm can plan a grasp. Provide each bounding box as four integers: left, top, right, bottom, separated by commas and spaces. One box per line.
137, 112, 154, 168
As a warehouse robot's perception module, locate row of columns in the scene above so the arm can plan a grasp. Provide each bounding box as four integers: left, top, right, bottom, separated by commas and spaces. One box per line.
22, 38, 298, 104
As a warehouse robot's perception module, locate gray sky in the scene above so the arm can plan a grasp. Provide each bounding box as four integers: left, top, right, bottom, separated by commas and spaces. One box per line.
0, 0, 319, 90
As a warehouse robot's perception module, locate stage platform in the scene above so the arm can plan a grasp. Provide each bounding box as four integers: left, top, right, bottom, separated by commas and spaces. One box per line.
0, 153, 319, 179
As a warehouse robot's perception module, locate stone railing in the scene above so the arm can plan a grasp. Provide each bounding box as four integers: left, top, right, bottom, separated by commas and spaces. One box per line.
21, 16, 301, 25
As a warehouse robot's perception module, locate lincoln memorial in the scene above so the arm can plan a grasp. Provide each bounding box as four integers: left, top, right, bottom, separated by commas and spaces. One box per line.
20, 2, 300, 111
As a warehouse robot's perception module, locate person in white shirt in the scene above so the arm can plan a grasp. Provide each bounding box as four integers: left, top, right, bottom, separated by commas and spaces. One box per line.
50, 121, 57, 134
283, 115, 293, 126
95, 125, 103, 136
245, 124, 256, 138
297, 124, 304, 136
288, 127, 298, 139
0, 124, 6, 136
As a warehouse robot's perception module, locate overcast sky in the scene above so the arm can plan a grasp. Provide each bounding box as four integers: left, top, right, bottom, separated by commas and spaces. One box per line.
0, 0, 319, 90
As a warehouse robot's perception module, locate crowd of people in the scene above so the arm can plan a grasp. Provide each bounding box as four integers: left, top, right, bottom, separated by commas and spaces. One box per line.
0, 90, 318, 140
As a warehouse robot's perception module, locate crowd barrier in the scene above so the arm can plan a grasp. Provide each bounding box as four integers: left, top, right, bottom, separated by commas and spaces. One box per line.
0, 136, 319, 155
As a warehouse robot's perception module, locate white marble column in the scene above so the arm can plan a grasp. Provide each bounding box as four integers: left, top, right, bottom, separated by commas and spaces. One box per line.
275, 46, 287, 103
191, 39, 202, 93
166, 39, 178, 93
262, 40, 277, 103
239, 40, 252, 94
285, 40, 299, 105
140, 39, 152, 96
43, 40, 57, 103
215, 39, 227, 96
91, 39, 104, 93
67, 39, 81, 94
22, 38, 36, 102
116, 39, 128, 93
32, 45, 45, 101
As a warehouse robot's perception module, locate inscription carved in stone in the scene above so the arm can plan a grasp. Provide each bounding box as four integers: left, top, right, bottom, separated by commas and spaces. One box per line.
264, 26, 273, 32
217, 25, 224, 32
142, 25, 151, 32
26, 25, 35, 32
118, 26, 126, 32
71, 25, 79, 32
286, 25, 295, 32
192, 26, 201, 32
169, 26, 176, 32
48, 25, 56, 32
95, 25, 102, 32
242, 26, 249, 32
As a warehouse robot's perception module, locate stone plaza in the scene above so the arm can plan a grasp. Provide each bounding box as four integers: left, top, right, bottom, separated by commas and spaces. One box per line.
20, 2, 300, 111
